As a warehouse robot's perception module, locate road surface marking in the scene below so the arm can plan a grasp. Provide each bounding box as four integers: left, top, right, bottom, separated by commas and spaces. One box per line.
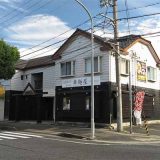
4, 131, 43, 138
0, 135, 17, 140
0, 133, 30, 138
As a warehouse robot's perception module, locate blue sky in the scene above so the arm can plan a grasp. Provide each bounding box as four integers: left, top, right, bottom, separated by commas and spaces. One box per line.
0, 0, 160, 59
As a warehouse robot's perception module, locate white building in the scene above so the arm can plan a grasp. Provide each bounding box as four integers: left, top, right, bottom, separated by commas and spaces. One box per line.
5, 29, 160, 123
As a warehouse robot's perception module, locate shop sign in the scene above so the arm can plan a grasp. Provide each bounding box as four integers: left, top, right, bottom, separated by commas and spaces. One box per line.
137, 61, 146, 81
62, 76, 100, 88
133, 91, 145, 120
134, 91, 145, 111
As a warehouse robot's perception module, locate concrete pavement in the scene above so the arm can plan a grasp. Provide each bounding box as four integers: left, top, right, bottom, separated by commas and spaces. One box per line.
0, 120, 160, 144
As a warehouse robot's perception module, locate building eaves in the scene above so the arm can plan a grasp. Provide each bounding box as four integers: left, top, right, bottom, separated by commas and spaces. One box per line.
15, 55, 55, 71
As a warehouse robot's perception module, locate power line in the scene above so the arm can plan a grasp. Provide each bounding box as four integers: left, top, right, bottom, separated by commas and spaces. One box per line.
124, 0, 131, 35
15, 27, 105, 68
11, 44, 101, 81
23, 27, 105, 59
118, 12, 160, 21
20, 13, 102, 53
0, 1, 43, 24
107, 1, 160, 14
0, 0, 55, 31
0, 0, 31, 20
18, 18, 104, 59
19, 25, 104, 65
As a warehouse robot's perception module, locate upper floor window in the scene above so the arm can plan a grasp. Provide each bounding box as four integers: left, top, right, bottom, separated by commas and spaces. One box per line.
31, 73, 43, 90
147, 66, 156, 82
61, 61, 75, 77
120, 58, 129, 75
85, 56, 102, 74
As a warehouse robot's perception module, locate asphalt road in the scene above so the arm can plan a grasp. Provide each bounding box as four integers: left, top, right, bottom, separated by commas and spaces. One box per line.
0, 131, 159, 160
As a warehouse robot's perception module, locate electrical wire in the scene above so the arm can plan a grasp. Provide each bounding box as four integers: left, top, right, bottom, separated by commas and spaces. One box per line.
107, 1, 160, 14
0, 0, 31, 20
20, 13, 103, 53
118, 12, 160, 21
0, 0, 56, 36
19, 19, 105, 59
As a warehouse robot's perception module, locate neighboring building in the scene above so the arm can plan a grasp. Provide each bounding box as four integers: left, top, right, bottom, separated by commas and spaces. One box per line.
5, 29, 160, 123
4, 56, 56, 121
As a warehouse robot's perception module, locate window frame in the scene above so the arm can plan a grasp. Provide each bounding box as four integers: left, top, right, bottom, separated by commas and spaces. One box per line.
120, 58, 129, 76
147, 66, 157, 82
85, 56, 102, 74
61, 61, 75, 77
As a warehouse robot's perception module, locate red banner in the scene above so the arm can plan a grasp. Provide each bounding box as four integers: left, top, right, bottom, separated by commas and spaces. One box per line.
134, 91, 145, 111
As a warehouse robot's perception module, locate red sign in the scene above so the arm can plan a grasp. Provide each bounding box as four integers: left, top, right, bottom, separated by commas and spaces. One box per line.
134, 91, 145, 111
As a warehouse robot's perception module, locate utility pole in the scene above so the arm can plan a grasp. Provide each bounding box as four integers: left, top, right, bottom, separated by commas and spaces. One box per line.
113, 0, 123, 132
100, 0, 123, 132
129, 59, 133, 134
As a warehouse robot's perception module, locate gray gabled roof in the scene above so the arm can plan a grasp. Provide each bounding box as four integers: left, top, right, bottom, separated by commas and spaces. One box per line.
15, 55, 55, 70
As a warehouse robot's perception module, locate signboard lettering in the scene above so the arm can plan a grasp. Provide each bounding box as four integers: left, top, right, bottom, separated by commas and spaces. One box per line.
62, 76, 100, 88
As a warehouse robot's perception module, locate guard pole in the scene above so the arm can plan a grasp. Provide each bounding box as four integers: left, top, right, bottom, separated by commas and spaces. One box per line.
144, 120, 149, 136
142, 112, 149, 136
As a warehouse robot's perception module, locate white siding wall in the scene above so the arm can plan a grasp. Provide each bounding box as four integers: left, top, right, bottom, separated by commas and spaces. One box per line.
54, 35, 110, 87
11, 70, 24, 91
11, 66, 56, 97
110, 42, 160, 90
11, 37, 159, 96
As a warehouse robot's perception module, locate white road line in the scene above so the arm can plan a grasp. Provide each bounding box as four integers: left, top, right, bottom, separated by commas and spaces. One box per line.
0, 133, 30, 139
0, 135, 17, 140
4, 131, 43, 138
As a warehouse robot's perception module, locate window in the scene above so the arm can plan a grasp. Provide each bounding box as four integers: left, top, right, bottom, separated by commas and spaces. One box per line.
21, 75, 23, 80
61, 61, 75, 76
85, 56, 102, 74
120, 58, 129, 75
147, 67, 156, 81
63, 97, 70, 110
31, 73, 43, 90
85, 97, 90, 110
34, 80, 42, 90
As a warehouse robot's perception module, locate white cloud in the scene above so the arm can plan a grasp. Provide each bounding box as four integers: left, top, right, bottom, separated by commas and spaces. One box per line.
9, 14, 73, 41
127, 1, 160, 15
0, 5, 6, 10
19, 46, 59, 60
7, 14, 74, 58
130, 17, 160, 57
0, 0, 19, 3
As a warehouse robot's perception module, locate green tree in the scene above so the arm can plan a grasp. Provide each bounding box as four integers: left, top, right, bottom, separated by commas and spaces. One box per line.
0, 39, 20, 79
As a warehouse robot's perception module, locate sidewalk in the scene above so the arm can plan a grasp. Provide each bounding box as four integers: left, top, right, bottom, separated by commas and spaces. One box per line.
0, 120, 160, 143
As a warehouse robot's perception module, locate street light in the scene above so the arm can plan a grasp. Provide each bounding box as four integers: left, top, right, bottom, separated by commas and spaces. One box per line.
74, 0, 95, 139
